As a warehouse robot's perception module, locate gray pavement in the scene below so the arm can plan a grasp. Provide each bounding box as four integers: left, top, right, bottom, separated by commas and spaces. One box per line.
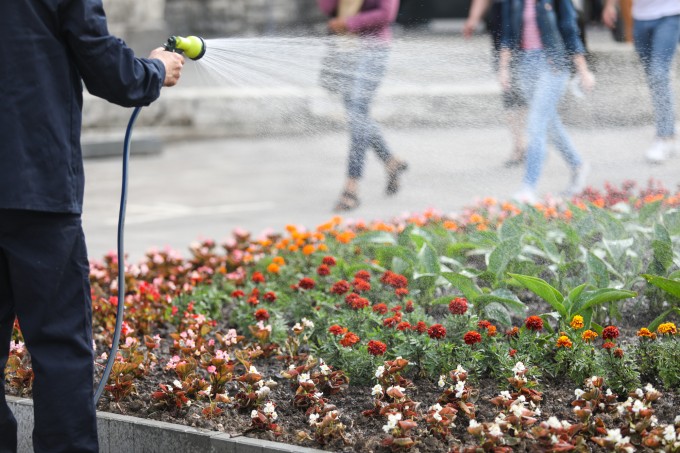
83, 123, 680, 262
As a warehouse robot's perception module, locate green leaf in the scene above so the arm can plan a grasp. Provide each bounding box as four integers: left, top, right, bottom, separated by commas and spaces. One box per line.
417, 243, 440, 275
586, 252, 610, 288
499, 213, 525, 241
565, 283, 588, 315
639, 200, 662, 224
355, 231, 396, 245
508, 273, 566, 318
474, 291, 527, 315
642, 274, 680, 298
442, 272, 482, 300
647, 308, 676, 332
663, 210, 680, 235
482, 302, 513, 327
578, 288, 637, 313
488, 239, 522, 277
651, 223, 673, 273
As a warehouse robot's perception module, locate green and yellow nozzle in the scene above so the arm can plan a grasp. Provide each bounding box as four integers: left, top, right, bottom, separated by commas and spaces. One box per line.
163, 35, 207, 61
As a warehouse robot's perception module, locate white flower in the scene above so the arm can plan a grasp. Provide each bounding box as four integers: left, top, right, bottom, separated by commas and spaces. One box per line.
512, 361, 526, 375
375, 366, 385, 379
387, 385, 405, 395
292, 323, 302, 331
173, 380, 182, 389
263, 402, 277, 420
309, 413, 320, 426
456, 364, 467, 374
433, 412, 442, 422
635, 388, 644, 398
301, 318, 314, 329
298, 373, 312, 384
663, 424, 677, 443
546, 416, 562, 430
372, 384, 384, 397
251, 410, 258, 419
319, 363, 331, 375
256, 386, 271, 398
429, 403, 443, 412
438, 375, 446, 388
606, 388, 613, 397
644, 383, 657, 394
535, 407, 542, 416
488, 423, 503, 437
500, 391, 512, 400
511, 402, 524, 418
574, 388, 585, 399
455, 380, 466, 398
632, 399, 645, 413
249, 365, 258, 374
469, 419, 480, 428
550, 434, 559, 444
382, 412, 402, 433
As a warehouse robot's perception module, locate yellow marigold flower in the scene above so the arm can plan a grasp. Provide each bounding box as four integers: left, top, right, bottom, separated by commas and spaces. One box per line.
302, 244, 315, 256
658, 322, 677, 335
288, 245, 299, 252
556, 335, 573, 348
317, 243, 328, 252
637, 327, 655, 339
272, 256, 285, 266
582, 330, 598, 342
570, 315, 584, 330
335, 231, 355, 244
469, 213, 484, 224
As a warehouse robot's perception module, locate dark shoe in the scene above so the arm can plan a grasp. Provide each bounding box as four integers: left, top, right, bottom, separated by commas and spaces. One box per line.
386, 161, 408, 196
504, 149, 526, 168
333, 190, 360, 212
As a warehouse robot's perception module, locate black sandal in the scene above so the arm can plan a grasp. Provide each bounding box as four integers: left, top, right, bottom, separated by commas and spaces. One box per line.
333, 190, 360, 212
503, 149, 526, 168
386, 161, 408, 196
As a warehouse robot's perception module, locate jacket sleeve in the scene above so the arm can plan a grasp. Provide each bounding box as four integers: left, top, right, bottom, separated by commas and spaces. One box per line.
58, 0, 165, 108
557, 0, 585, 55
317, 0, 339, 16
345, 0, 399, 34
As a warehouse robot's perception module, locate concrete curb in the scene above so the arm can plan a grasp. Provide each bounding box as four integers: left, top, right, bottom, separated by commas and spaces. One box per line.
6, 396, 326, 453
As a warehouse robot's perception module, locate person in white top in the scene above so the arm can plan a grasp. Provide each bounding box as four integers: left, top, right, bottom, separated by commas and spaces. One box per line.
603, 0, 680, 163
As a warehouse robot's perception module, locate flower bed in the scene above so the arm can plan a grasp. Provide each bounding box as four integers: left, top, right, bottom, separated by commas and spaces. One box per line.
5, 181, 680, 452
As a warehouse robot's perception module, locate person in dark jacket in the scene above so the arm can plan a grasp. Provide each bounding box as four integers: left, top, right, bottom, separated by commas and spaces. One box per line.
0, 1, 184, 452
499, 0, 595, 203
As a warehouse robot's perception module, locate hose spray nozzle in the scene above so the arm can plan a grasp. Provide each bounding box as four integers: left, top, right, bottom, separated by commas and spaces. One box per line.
163, 35, 207, 61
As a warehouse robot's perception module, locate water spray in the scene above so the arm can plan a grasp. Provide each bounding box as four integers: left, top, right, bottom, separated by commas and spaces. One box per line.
94, 36, 206, 403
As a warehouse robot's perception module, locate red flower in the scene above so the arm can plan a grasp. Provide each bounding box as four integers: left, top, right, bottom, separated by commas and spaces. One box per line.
330, 280, 350, 295
478, 320, 492, 330
380, 270, 408, 288
317, 264, 330, 276
463, 331, 482, 345
328, 324, 347, 336
372, 303, 388, 315
298, 277, 316, 290
345, 293, 369, 310
602, 325, 620, 341
413, 321, 428, 334
354, 270, 371, 281
322, 256, 337, 266
367, 340, 387, 356
509, 348, 517, 357
352, 278, 371, 292
448, 297, 468, 315
506, 326, 520, 337
404, 300, 414, 313
251, 272, 265, 283
254, 308, 270, 321
395, 288, 409, 298
602, 341, 616, 350
396, 321, 412, 331
383, 314, 401, 328
263, 291, 277, 302
339, 332, 360, 348
525, 316, 544, 331
231, 290, 245, 298
614, 348, 624, 358
428, 323, 447, 340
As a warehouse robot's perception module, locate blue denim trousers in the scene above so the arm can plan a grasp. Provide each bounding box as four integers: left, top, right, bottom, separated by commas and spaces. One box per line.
341, 44, 392, 179
517, 50, 582, 189
634, 14, 680, 139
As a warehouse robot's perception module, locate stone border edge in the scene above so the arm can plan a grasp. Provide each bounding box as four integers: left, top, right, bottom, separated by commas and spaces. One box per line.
7, 396, 326, 453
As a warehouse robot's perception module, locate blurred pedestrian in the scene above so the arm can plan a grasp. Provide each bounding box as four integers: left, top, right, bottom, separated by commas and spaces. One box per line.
603, 0, 680, 163
500, 0, 595, 203
464, 0, 528, 167
0, 1, 184, 452
317, 0, 408, 212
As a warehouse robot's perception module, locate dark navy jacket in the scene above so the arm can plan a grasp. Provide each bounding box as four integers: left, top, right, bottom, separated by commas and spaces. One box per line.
500, 0, 585, 68
0, 0, 166, 214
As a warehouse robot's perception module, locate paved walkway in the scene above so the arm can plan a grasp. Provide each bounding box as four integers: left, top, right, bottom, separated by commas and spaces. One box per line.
83, 123, 679, 261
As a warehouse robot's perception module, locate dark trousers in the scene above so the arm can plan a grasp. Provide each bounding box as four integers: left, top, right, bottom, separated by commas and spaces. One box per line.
0, 210, 98, 453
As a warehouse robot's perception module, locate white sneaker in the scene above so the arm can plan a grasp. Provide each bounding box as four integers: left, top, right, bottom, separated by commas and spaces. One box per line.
645, 139, 676, 164
564, 162, 590, 197
512, 186, 538, 204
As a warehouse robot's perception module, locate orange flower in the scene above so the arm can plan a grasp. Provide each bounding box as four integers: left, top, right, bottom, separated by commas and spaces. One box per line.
302, 244, 315, 256
556, 335, 573, 348
335, 231, 355, 244
339, 331, 360, 348
443, 220, 458, 231
637, 327, 656, 339
272, 256, 286, 266
657, 322, 677, 335
570, 315, 584, 330
581, 329, 598, 342
317, 244, 329, 252
266, 263, 280, 274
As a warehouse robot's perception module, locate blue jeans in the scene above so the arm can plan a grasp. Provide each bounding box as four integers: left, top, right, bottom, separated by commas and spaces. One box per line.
341, 45, 392, 179
634, 14, 680, 139
517, 51, 582, 189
